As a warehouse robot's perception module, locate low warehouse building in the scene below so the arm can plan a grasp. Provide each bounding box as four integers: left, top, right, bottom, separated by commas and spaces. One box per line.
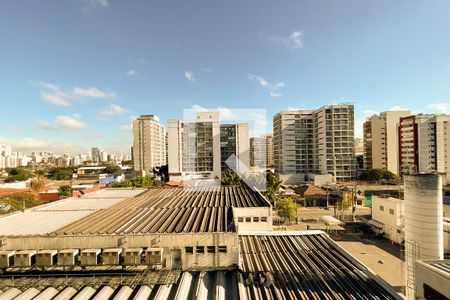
0, 186, 401, 298
415, 260, 450, 299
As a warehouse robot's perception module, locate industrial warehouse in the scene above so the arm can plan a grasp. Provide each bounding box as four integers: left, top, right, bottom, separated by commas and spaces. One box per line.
0, 186, 401, 299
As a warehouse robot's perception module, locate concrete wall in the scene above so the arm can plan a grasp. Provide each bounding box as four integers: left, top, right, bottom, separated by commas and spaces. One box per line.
372, 196, 404, 243
233, 207, 273, 232
0, 232, 239, 271
279, 173, 305, 185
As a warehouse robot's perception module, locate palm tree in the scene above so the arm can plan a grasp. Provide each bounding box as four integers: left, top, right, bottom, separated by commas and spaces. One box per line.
30, 176, 46, 199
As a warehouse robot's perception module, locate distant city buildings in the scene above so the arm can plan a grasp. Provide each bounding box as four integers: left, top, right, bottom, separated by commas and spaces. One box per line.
0, 144, 129, 170
399, 114, 450, 183
273, 104, 356, 182
132, 114, 166, 175
363, 110, 410, 175
168, 111, 249, 181
250, 134, 274, 169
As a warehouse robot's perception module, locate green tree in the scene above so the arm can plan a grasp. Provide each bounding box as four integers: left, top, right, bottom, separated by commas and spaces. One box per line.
103, 165, 122, 174
5, 168, 34, 182
0, 193, 40, 214
112, 176, 162, 188
221, 169, 242, 185
58, 185, 73, 197
276, 197, 298, 222
359, 168, 398, 182
30, 176, 46, 196
49, 167, 75, 180
262, 171, 283, 204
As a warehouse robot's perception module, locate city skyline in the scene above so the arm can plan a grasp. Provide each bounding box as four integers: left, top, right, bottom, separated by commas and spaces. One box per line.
1, 1, 450, 154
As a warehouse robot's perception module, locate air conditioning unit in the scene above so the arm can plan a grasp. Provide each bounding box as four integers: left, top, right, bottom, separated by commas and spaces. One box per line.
146, 248, 164, 266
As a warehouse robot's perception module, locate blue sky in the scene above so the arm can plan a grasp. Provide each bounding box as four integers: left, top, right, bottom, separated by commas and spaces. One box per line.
1, 0, 449, 154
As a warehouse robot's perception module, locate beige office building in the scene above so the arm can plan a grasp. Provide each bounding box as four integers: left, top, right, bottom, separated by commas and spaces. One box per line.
132, 115, 166, 175
250, 134, 274, 168
168, 111, 249, 181
273, 104, 355, 182
363, 110, 410, 175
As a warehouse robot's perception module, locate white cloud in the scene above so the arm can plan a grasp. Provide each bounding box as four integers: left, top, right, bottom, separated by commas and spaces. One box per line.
270, 92, 282, 97
100, 104, 129, 119
37, 81, 59, 91
427, 102, 449, 114
126, 69, 137, 76
83, 0, 109, 9
248, 74, 285, 97
36, 81, 117, 106
217, 106, 237, 119
36, 121, 56, 130
184, 71, 196, 82
191, 104, 207, 112
388, 105, 410, 111
73, 87, 116, 98
120, 124, 133, 131
41, 91, 70, 106
248, 74, 269, 87
56, 115, 86, 130
190, 104, 238, 119
270, 31, 304, 51
201, 67, 211, 72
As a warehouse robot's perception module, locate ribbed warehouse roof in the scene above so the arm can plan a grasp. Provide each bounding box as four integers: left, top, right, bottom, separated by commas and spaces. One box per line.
0, 271, 238, 300
51, 186, 266, 235
0, 189, 146, 236
238, 232, 400, 300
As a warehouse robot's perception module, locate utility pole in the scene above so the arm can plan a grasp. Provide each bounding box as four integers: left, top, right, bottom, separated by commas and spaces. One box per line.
352, 170, 358, 222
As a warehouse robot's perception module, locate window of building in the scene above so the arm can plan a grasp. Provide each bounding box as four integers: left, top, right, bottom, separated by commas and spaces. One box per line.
253, 217, 260, 222
218, 246, 227, 253
380, 205, 384, 211
196, 246, 204, 254
185, 247, 193, 254
238, 217, 244, 222
245, 217, 251, 222
261, 217, 267, 222
389, 209, 394, 215
207, 246, 215, 253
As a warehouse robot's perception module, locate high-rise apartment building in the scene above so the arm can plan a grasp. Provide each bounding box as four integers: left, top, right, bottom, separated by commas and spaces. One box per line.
250, 134, 274, 168
132, 115, 166, 175
399, 114, 450, 183
220, 123, 250, 172
363, 110, 410, 175
168, 111, 249, 181
273, 104, 355, 182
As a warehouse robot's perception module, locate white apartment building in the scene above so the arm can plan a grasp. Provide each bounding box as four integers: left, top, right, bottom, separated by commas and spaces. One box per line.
363, 110, 411, 175
132, 115, 166, 175
399, 114, 450, 184
273, 104, 355, 182
250, 134, 274, 169
168, 112, 250, 181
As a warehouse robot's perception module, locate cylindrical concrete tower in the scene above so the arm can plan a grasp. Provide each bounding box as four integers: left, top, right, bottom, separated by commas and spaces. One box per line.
404, 174, 443, 299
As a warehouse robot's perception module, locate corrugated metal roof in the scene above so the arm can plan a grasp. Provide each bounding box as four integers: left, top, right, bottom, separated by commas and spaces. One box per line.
238, 233, 401, 299
0, 189, 146, 236
51, 186, 268, 235
0, 271, 238, 300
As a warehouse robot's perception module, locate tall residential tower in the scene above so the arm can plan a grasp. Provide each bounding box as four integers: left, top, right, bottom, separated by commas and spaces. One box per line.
273, 104, 355, 182
168, 111, 249, 181
132, 115, 166, 175
363, 110, 410, 175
